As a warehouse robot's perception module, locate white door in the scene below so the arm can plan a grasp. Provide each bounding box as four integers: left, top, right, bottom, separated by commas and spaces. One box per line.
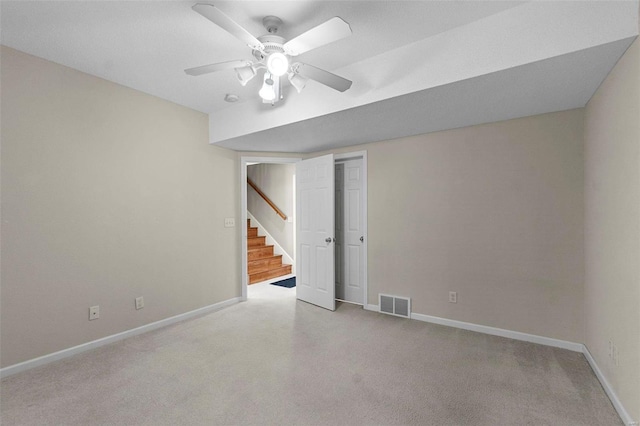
296, 154, 335, 311
335, 159, 364, 304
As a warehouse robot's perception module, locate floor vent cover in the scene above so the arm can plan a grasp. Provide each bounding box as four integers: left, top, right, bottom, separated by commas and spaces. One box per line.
379, 294, 411, 318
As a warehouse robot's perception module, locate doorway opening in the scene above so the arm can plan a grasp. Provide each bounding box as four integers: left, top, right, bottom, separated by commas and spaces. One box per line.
240, 153, 367, 308
241, 157, 300, 301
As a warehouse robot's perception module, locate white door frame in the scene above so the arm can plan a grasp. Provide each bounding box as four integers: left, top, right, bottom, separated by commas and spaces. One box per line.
334, 151, 368, 309
240, 156, 301, 301
240, 152, 367, 307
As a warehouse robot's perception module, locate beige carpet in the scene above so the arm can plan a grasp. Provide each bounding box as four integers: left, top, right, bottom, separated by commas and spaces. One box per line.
1, 282, 622, 425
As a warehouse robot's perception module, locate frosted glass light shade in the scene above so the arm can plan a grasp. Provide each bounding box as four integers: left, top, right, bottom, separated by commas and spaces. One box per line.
266, 53, 289, 77
259, 72, 276, 101
235, 65, 256, 86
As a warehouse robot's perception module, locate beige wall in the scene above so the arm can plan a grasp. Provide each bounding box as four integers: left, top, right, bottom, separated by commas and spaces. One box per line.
5, 34, 637, 417
247, 163, 295, 257
319, 109, 585, 343
0, 46, 241, 367
584, 37, 640, 421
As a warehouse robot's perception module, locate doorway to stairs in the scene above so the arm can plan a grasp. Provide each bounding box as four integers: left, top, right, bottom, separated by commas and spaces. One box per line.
241, 157, 300, 301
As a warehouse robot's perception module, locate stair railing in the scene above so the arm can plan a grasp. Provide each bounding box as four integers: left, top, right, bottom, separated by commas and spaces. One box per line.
247, 178, 287, 221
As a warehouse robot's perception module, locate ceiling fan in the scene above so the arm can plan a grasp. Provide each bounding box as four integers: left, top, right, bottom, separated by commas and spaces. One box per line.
185, 3, 353, 105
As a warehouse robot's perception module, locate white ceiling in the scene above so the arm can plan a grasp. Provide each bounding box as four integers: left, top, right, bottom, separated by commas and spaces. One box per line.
1, 1, 638, 153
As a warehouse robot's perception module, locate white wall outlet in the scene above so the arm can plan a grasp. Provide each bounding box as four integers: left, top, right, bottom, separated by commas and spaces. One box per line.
135, 296, 144, 310
224, 217, 235, 228
449, 291, 457, 303
89, 305, 99, 320
612, 344, 619, 366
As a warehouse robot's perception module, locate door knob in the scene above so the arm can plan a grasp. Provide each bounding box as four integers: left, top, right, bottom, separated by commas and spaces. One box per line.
325, 237, 334, 243
360, 236, 364, 242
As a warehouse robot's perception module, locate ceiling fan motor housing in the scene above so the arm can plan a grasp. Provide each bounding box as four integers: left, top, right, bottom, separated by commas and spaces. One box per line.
253, 34, 286, 61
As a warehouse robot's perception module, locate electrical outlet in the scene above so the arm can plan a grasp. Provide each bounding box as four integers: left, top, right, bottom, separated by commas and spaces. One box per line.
135, 296, 144, 310
224, 218, 235, 228
449, 291, 457, 303
89, 305, 99, 320
613, 344, 619, 366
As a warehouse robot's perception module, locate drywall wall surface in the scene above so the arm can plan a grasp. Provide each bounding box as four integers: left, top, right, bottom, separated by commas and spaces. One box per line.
317, 109, 585, 343
0, 46, 240, 367
247, 163, 295, 257
584, 37, 640, 422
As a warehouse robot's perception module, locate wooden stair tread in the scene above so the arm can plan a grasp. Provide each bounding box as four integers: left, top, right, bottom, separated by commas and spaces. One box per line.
248, 255, 283, 274
248, 245, 274, 261
247, 254, 282, 265
247, 245, 274, 252
247, 236, 266, 247
249, 264, 292, 284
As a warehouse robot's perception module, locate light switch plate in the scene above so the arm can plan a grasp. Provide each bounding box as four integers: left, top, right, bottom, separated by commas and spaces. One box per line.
224, 218, 235, 228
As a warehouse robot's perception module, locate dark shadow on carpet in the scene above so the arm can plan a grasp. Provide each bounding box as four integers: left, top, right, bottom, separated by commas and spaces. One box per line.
271, 277, 296, 288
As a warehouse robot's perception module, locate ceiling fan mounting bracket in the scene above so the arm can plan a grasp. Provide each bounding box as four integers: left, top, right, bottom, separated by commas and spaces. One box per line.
262, 16, 283, 34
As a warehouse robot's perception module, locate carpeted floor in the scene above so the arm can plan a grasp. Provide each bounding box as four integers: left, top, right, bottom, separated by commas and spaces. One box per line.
1, 283, 622, 425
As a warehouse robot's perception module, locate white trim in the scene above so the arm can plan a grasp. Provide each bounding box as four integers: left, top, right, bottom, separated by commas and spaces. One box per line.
582, 346, 638, 426
0, 297, 241, 379
364, 304, 379, 312
410, 312, 583, 352
335, 151, 367, 162
247, 212, 294, 269
241, 156, 301, 302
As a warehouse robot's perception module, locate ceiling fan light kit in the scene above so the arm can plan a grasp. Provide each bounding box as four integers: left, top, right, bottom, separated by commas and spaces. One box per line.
288, 72, 308, 94
259, 72, 281, 103
186, 3, 353, 105
266, 52, 289, 77
234, 64, 257, 86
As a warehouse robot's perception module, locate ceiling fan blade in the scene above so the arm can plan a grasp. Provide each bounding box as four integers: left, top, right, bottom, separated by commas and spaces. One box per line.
283, 17, 352, 56
296, 63, 352, 92
192, 4, 264, 51
185, 60, 249, 76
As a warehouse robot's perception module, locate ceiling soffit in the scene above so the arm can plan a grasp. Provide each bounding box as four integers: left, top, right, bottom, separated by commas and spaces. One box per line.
210, 1, 638, 152
216, 38, 635, 153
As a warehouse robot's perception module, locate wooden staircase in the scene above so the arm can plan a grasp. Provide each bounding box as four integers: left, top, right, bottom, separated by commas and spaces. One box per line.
247, 219, 292, 284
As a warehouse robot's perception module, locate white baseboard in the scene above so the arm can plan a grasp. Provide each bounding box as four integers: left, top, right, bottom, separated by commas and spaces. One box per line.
410, 312, 583, 352
364, 304, 379, 312
0, 297, 242, 379
582, 346, 638, 426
